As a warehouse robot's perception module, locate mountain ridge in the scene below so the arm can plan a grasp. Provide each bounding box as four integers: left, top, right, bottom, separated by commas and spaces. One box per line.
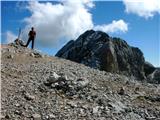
56, 30, 159, 83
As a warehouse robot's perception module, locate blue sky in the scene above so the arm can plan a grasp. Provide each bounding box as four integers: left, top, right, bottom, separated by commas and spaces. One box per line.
1, 1, 160, 67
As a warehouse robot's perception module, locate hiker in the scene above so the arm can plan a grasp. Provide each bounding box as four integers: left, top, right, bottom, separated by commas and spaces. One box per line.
24, 27, 36, 49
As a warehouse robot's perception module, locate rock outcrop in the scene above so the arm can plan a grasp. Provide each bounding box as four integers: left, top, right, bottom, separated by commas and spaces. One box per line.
144, 61, 156, 76
147, 68, 160, 84
56, 30, 145, 79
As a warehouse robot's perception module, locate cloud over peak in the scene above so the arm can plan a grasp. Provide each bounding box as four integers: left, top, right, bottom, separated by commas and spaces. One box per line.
19, 0, 128, 47
94, 20, 128, 33
123, 0, 160, 19
23, 1, 94, 46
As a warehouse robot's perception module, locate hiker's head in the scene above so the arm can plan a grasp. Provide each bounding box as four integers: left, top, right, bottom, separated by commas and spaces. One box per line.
31, 27, 34, 30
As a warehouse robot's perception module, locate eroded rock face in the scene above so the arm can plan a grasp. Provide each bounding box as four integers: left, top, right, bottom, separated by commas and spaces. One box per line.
147, 68, 160, 84
56, 30, 145, 79
144, 61, 156, 76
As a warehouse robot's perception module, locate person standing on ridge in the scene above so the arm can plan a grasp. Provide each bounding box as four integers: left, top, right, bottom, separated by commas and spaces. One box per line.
24, 27, 36, 49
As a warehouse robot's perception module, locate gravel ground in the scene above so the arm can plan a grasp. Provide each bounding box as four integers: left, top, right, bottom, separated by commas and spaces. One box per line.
1, 44, 160, 120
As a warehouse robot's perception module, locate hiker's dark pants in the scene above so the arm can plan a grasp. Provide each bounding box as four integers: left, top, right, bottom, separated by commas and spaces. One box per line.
26, 37, 35, 49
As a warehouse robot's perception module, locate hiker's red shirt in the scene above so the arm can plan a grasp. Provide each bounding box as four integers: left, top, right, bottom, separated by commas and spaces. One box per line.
28, 30, 36, 39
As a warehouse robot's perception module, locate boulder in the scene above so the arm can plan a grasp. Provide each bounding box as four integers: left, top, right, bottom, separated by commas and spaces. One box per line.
147, 68, 160, 84
44, 72, 60, 86
24, 93, 35, 101
56, 30, 145, 79
44, 72, 89, 96
144, 61, 156, 76
30, 51, 43, 58
9, 39, 25, 47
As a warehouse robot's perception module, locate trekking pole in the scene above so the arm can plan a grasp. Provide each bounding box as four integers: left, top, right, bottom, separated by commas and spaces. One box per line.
18, 28, 21, 40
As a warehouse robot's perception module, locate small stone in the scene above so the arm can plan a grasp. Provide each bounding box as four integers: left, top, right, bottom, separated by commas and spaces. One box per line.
67, 101, 77, 108
144, 95, 160, 102
51, 83, 57, 88
107, 101, 126, 113
0, 115, 5, 119
145, 116, 156, 120
31, 114, 41, 120
125, 81, 130, 85
30, 52, 43, 58
14, 110, 22, 115
92, 106, 99, 114
38, 85, 47, 93
134, 87, 140, 93
28, 105, 34, 111
24, 93, 35, 101
7, 54, 13, 59
75, 77, 89, 88
49, 114, 56, 119
44, 72, 60, 86
30, 53, 35, 57
105, 106, 110, 111
15, 103, 21, 107
92, 85, 98, 90
58, 75, 69, 81
97, 98, 107, 106
125, 112, 145, 120
118, 87, 125, 95
5, 114, 10, 119
98, 117, 106, 120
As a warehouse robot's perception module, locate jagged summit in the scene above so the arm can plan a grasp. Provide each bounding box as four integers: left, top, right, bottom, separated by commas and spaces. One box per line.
56, 30, 159, 82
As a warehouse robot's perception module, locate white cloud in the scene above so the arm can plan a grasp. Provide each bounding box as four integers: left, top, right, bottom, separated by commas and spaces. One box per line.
6, 31, 17, 43
21, 0, 94, 47
123, 0, 160, 19
94, 20, 128, 33
20, 0, 128, 47
2, 0, 128, 48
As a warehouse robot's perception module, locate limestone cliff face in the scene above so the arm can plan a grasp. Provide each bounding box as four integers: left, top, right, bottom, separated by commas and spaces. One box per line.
56, 30, 145, 79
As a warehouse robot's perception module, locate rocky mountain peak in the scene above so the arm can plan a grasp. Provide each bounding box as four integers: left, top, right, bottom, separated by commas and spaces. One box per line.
56, 30, 146, 80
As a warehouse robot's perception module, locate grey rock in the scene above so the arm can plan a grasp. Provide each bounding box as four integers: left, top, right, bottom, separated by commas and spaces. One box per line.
92, 106, 99, 114
108, 101, 127, 113
74, 77, 89, 89
24, 93, 35, 101
4, 114, 10, 119
144, 95, 160, 102
14, 110, 22, 116
9, 39, 25, 48
30, 52, 43, 58
144, 61, 156, 76
14, 39, 25, 46
145, 116, 157, 120
125, 112, 145, 120
118, 87, 125, 95
56, 30, 145, 80
48, 114, 56, 119
7, 54, 13, 59
44, 72, 89, 97
15, 103, 21, 107
31, 114, 41, 120
44, 72, 60, 86
67, 101, 77, 108
147, 68, 160, 84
